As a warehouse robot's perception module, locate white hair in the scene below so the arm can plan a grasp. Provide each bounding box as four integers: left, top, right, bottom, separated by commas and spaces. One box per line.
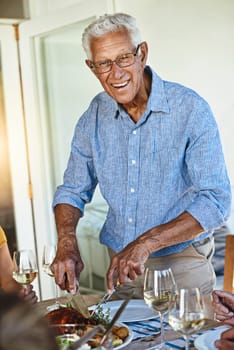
82, 13, 142, 59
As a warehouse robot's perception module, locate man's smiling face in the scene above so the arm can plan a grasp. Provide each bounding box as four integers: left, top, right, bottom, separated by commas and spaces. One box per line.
87, 30, 147, 106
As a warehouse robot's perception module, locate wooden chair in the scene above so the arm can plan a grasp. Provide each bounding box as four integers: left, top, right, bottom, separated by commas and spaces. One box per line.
223, 234, 234, 293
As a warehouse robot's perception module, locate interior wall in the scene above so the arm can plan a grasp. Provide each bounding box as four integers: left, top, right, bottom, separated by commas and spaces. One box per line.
28, 0, 234, 180
114, 0, 234, 179
115, 0, 234, 228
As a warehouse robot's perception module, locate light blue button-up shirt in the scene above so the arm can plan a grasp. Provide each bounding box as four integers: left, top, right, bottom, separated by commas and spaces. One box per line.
53, 66, 231, 257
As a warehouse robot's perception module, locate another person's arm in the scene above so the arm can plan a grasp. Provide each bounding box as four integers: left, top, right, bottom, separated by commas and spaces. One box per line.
0, 233, 37, 304
212, 290, 234, 325
214, 327, 234, 349
18, 284, 38, 304
0, 241, 21, 292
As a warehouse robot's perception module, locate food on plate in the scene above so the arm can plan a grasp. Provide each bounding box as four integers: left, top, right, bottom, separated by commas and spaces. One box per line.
111, 325, 130, 347
112, 325, 129, 339
46, 307, 97, 327
56, 332, 102, 350
56, 334, 82, 350
46, 305, 129, 348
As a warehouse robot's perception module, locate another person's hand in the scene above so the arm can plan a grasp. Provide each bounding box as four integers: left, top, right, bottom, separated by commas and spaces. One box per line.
213, 290, 234, 325
50, 234, 84, 294
18, 284, 38, 304
214, 327, 234, 349
106, 239, 150, 292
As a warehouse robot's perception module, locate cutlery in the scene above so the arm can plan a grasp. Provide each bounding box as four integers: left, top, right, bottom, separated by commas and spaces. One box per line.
131, 333, 161, 344
66, 280, 90, 318
90, 282, 121, 317
70, 291, 90, 318
99, 292, 133, 345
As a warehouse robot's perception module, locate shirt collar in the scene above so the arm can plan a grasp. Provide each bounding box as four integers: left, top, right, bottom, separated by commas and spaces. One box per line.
146, 66, 170, 114
111, 65, 170, 118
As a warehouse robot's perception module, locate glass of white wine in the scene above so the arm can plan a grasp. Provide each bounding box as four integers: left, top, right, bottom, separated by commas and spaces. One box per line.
42, 244, 60, 310
168, 287, 205, 350
12, 249, 38, 288
144, 267, 176, 349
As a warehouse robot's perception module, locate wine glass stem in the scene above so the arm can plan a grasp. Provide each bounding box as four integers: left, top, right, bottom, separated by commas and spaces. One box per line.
184, 335, 190, 350
159, 312, 165, 345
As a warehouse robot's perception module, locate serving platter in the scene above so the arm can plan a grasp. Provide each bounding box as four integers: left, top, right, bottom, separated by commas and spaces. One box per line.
89, 299, 158, 323
55, 322, 133, 350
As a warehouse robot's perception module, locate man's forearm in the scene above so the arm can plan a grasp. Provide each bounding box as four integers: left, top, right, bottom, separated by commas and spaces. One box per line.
54, 203, 82, 239
53, 204, 84, 291
137, 211, 205, 254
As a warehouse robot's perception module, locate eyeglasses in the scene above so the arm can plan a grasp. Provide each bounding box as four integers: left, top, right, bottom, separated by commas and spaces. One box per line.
88, 43, 142, 74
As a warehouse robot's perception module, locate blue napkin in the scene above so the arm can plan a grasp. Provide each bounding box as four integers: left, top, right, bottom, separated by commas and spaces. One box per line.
126, 318, 162, 340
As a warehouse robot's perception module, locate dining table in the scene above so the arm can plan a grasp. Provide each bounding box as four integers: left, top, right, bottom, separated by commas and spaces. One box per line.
36, 294, 224, 350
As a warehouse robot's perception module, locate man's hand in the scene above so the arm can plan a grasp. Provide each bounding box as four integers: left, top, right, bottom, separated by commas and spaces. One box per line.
106, 239, 150, 292
213, 290, 234, 325
215, 327, 234, 349
53, 204, 83, 293
106, 211, 204, 292
51, 234, 84, 294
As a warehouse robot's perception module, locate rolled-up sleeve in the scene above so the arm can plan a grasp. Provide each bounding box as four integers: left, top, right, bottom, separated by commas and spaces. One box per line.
185, 103, 231, 230
52, 107, 98, 215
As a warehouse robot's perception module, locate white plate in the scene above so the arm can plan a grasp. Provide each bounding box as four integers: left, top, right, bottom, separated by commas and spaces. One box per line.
55, 322, 133, 350
194, 325, 231, 350
89, 299, 158, 323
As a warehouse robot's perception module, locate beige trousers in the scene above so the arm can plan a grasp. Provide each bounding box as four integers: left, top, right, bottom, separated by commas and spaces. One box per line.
108, 237, 215, 318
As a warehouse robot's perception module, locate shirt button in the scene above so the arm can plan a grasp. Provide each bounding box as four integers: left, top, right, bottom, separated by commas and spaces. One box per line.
130, 188, 135, 193
132, 160, 136, 165
133, 130, 137, 135
128, 218, 133, 223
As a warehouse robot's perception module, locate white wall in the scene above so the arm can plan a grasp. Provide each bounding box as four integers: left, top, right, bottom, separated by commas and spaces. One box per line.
27, 0, 234, 224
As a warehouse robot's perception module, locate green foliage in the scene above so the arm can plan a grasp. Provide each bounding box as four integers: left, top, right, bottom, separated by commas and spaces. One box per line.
91, 304, 111, 326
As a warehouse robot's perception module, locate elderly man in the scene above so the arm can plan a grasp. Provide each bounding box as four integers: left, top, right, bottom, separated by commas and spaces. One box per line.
51, 13, 231, 301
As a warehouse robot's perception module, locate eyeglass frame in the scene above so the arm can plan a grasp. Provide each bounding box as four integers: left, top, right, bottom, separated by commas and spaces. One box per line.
86, 42, 143, 74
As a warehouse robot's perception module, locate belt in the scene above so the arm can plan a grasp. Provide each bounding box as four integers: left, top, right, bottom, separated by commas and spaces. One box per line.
192, 236, 213, 248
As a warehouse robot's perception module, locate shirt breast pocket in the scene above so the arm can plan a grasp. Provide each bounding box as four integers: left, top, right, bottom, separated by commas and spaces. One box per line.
150, 144, 183, 181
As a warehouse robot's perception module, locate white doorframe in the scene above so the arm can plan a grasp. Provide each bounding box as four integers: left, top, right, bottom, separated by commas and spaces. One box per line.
0, 25, 39, 294
18, 0, 114, 300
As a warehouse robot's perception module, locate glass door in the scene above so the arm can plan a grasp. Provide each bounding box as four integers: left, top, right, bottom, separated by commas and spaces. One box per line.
19, 0, 112, 299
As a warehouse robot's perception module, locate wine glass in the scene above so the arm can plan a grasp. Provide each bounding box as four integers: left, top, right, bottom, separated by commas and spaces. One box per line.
12, 249, 38, 289
42, 244, 60, 310
144, 267, 176, 349
168, 287, 205, 350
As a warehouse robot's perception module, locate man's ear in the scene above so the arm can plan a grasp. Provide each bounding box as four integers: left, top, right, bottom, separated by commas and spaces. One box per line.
85, 59, 93, 69
85, 59, 98, 77
139, 41, 148, 64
